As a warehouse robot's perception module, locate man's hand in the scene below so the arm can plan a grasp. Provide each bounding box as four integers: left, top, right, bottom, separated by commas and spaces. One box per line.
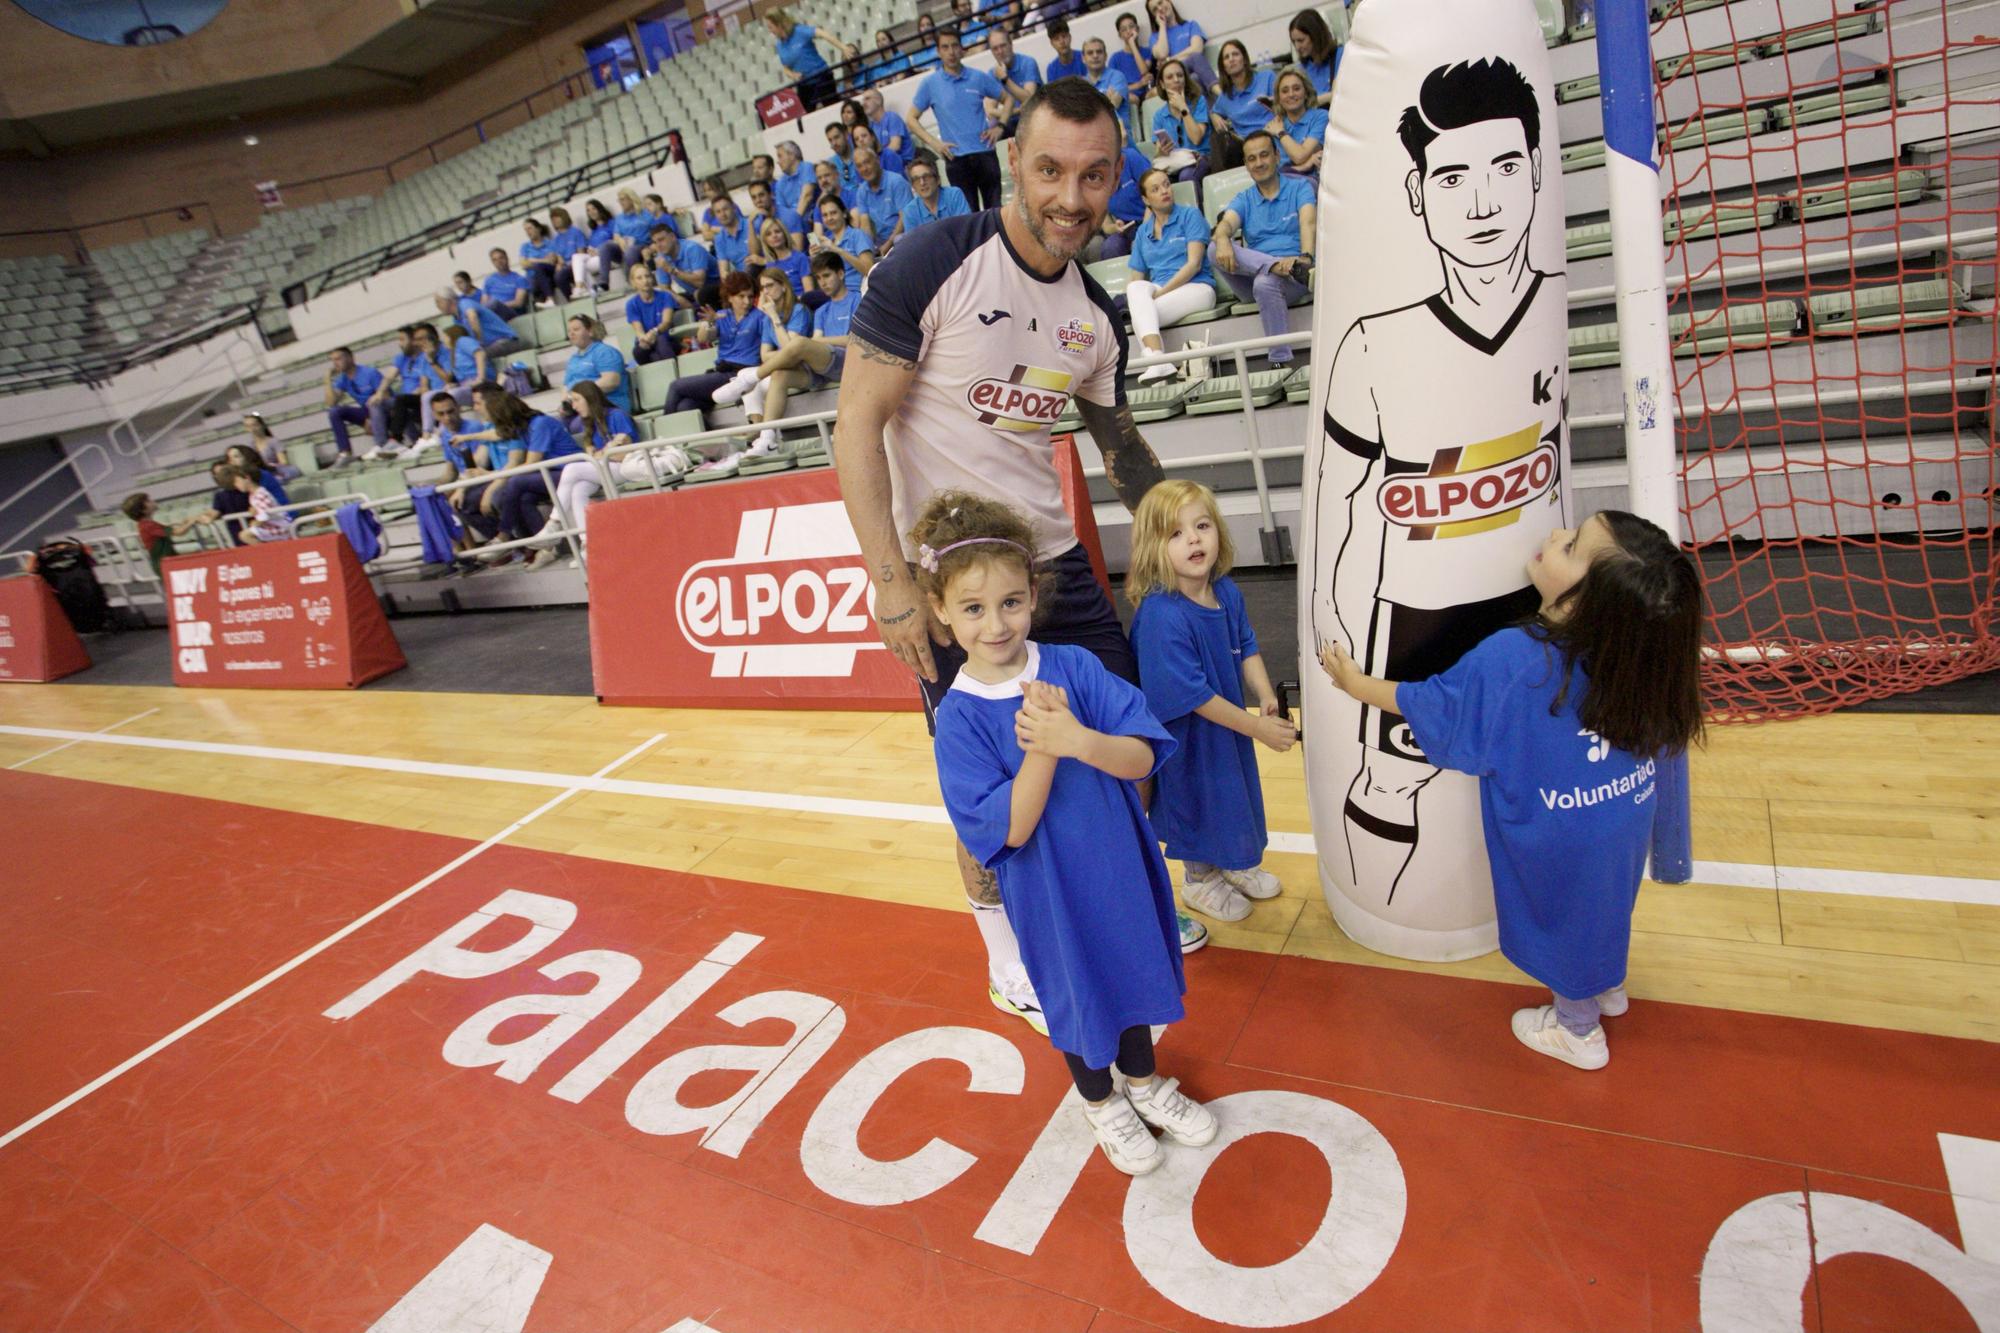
1271, 255, 1304, 279
873, 573, 949, 683
981, 124, 1003, 146
1212, 234, 1236, 274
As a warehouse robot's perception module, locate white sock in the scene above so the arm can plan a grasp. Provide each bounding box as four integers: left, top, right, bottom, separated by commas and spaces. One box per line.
969, 899, 1036, 1004
743, 378, 768, 416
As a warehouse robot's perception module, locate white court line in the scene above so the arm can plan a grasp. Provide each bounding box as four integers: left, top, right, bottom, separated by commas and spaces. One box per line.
5, 707, 158, 771
2, 722, 1997, 909
0, 732, 665, 1152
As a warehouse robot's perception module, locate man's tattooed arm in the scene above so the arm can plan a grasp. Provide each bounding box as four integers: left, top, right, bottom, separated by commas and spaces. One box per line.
852, 335, 916, 370
1074, 397, 1168, 513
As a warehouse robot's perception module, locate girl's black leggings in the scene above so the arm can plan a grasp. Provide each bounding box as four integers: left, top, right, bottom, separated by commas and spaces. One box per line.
1064, 1025, 1156, 1103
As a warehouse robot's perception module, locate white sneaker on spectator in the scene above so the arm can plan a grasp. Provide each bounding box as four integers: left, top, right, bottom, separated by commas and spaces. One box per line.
1181, 867, 1251, 922
744, 430, 780, 457
1220, 865, 1283, 900
413, 434, 440, 455
1511, 1005, 1609, 1071
1081, 1093, 1161, 1176
1126, 1076, 1218, 1147
711, 367, 761, 406
358, 446, 383, 462
1138, 361, 1177, 385
1596, 985, 1630, 1017
691, 452, 742, 478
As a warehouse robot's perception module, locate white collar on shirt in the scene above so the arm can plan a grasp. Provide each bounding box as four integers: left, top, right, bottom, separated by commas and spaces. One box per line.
947, 640, 1041, 700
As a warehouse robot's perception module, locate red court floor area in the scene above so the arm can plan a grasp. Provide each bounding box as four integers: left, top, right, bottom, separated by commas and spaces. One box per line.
3, 767, 1998, 1332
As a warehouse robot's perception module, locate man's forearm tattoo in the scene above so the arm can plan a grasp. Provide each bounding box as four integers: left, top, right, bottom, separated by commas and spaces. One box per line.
973, 865, 1001, 906
1100, 405, 1168, 512
853, 335, 916, 370
878, 605, 917, 625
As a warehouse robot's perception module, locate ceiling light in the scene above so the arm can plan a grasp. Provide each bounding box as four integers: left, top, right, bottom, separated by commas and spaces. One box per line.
243, 134, 259, 145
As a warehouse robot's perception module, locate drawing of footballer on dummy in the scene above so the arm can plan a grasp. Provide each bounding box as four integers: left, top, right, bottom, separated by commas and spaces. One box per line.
1309, 55, 1571, 906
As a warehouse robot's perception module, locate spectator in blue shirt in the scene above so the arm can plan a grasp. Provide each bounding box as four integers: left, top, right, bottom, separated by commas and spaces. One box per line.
758, 216, 818, 308
713, 261, 855, 457
460, 387, 582, 549
809, 194, 877, 285
867, 28, 912, 82
747, 179, 805, 253
911, 29, 1008, 210
899, 158, 970, 235
811, 160, 845, 223
1210, 40, 1277, 150
1212, 131, 1317, 366
322, 346, 389, 465
481, 249, 532, 321
1111, 13, 1154, 104
1147, 0, 1218, 94
824, 120, 861, 193
611, 188, 658, 255
851, 122, 904, 177
664, 272, 777, 424
1266, 67, 1327, 178
427, 391, 499, 546
1149, 57, 1211, 188
765, 8, 856, 110
435, 284, 524, 355
1289, 9, 1340, 107
410, 323, 462, 437
862, 88, 910, 159
571, 198, 623, 294
562, 313, 632, 415
849, 146, 915, 250
1125, 167, 1216, 382
443, 322, 489, 397
950, 0, 988, 48
623, 264, 680, 366
646, 223, 718, 310
909, 14, 940, 71
986, 28, 1039, 134
546, 205, 588, 285
709, 195, 759, 275
773, 140, 817, 221
1081, 36, 1129, 112
1043, 19, 1086, 83
518, 218, 565, 305
1095, 139, 1154, 259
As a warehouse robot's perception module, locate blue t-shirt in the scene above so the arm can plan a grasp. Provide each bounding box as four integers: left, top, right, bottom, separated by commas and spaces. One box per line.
625, 290, 678, 338
764, 303, 812, 347
590, 408, 638, 449
1105, 145, 1153, 223
826, 150, 860, 192
901, 185, 971, 232
548, 226, 588, 259
715, 306, 775, 366
870, 49, 912, 80
1213, 68, 1278, 138
612, 209, 658, 244
813, 288, 861, 339
776, 22, 826, 76
1281, 106, 1330, 151
564, 340, 632, 413
819, 225, 874, 282
774, 162, 813, 215
1300, 57, 1335, 97
1152, 93, 1211, 150
457, 297, 518, 349
330, 364, 384, 404
957, 16, 988, 45
1092, 67, 1130, 102
1110, 50, 1148, 89
766, 247, 812, 295
493, 413, 582, 466
934, 643, 1183, 1070
710, 213, 755, 268
1128, 203, 1214, 287
851, 171, 915, 240
913, 65, 1007, 156
438, 416, 490, 472
657, 239, 717, 297
1130, 577, 1267, 869
449, 334, 484, 380
1045, 52, 1086, 83
1162, 19, 1206, 58
482, 270, 530, 308
1227, 174, 1316, 256
755, 204, 806, 240
996, 53, 1039, 95
586, 220, 618, 249
1397, 627, 1660, 998
518, 238, 554, 266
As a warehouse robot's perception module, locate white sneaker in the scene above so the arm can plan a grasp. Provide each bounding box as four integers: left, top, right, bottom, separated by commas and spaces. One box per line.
1081, 1093, 1162, 1176
413, 434, 440, 454
1220, 865, 1283, 900
1126, 1076, 1218, 1147
1596, 985, 1629, 1017
690, 452, 742, 478
1180, 867, 1251, 923
358, 445, 383, 461
1138, 361, 1177, 385
1511, 1005, 1609, 1071
744, 429, 780, 457
988, 983, 1049, 1037
710, 366, 761, 406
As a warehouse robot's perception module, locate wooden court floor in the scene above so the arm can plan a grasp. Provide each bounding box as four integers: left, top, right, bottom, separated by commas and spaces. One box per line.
2, 682, 1995, 1042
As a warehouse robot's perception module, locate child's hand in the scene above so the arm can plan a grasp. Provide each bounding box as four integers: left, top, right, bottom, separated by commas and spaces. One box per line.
1015, 682, 1087, 758
1251, 712, 1297, 752
1320, 640, 1366, 699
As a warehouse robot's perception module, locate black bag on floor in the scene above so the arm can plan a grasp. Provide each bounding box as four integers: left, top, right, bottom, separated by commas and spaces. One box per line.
35, 539, 110, 634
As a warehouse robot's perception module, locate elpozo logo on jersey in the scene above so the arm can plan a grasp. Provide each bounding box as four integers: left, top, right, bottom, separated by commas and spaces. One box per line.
1376, 421, 1558, 540
1055, 318, 1095, 353
968, 363, 1073, 433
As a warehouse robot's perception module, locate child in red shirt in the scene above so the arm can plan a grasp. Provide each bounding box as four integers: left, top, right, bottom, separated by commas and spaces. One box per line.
120, 493, 200, 576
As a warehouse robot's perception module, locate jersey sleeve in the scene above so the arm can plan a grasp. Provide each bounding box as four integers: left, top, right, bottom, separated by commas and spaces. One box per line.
934, 711, 1022, 869
1394, 629, 1535, 778
847, 213, 986, 363
1057, 644, 1176, 779
1326, 317, 1383, 460
1130, 599, 1212, 726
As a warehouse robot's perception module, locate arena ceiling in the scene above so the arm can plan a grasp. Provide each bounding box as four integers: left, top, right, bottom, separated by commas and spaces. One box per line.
0, 0, 571, 156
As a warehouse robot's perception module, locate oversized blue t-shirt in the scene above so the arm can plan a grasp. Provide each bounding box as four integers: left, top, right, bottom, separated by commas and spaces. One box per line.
1130, 577, 1266, 870
1396, 627, 1660, 998
934, 642, 1185, 1068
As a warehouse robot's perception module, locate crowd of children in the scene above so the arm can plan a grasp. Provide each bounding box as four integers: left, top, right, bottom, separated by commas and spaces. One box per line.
918, 480, 1703, 1172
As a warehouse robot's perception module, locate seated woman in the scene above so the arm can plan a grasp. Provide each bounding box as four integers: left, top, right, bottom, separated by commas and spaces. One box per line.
1148, 0, 1218, 95
623, 263, 680, 366
572, 199, 623, 294
1207, 39, 1275, 170
455, 385, 584, 558
711, 255, 856, 448
1288, 8, 1340, 108
758, 216, 819, 309
518, 217, 566, 306
224, 443, 291, 508
560, 314, 634, 436
867, 27, 912, 82
542, 383, 695, 556
664, 271, 774, 417
809, 194, 876, 285
546, 207, 587, 296
851, 122, 904, 178
240, 412, 301, 483
1266, 68, 1327, 179
1150, 58, 1210, 191
610, 188, 658, 264
1124, 167, 1216, 384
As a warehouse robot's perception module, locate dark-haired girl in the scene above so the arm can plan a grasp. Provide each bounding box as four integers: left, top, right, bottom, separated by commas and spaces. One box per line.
1321, 511, 1705, 1071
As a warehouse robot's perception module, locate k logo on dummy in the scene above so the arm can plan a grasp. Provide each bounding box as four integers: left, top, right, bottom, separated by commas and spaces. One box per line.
1298, 0, 1573, 961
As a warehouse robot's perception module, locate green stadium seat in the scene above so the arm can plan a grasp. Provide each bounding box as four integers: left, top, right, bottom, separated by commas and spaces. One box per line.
1758, 12, 1876, 58
1664, 197, 1782, 246
1086, 258, 1133, 299
1772, 83, 1896, 131
1566, 221, 1612, 261
631, 359, 681, 413
676, 345, 719, 378
1183, 367, 1294, 416
1796, 168, 1930, 221
1201, 169, 1253, 229
1561, 139, 1606, 171
1807, 278, 1964, 336
1127, 379, 1192, 424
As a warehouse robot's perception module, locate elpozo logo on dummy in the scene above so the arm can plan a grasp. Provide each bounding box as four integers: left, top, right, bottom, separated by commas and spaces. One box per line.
1375, 422, 1558, 539
673, 499, 882, 677
968, 363, 1073, 433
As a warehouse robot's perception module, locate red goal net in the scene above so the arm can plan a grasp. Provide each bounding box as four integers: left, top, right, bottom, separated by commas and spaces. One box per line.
1648, 0, 1997, 717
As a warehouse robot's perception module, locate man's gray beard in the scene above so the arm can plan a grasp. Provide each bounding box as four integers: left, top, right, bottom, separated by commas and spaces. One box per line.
1014, 192, 1088, 263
